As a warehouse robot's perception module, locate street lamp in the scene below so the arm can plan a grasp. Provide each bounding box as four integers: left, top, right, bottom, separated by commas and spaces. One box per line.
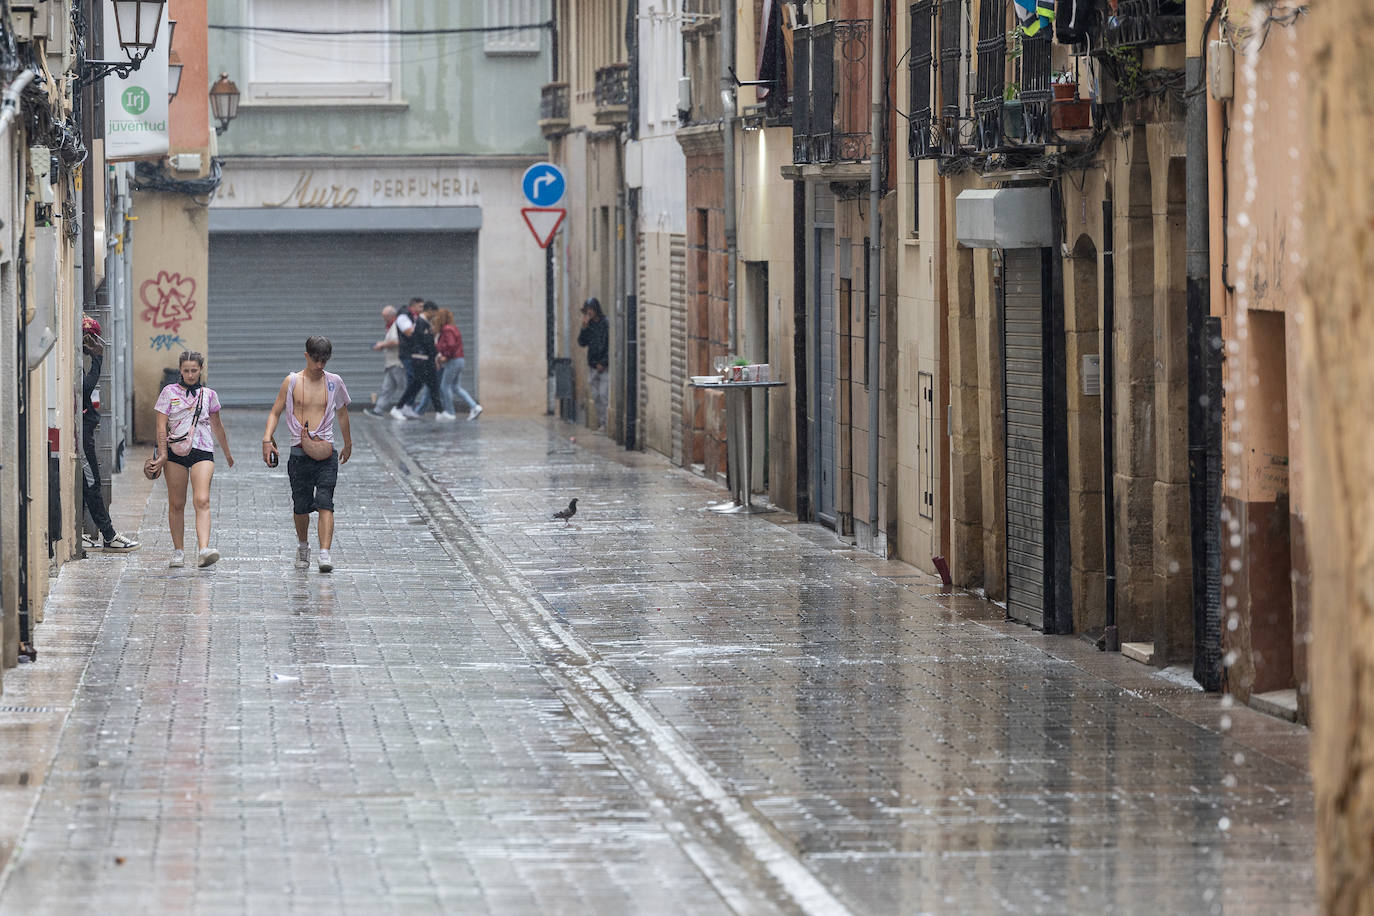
210, 73, 240, 135
168, 50, 183, 100
76, 0, 167, 87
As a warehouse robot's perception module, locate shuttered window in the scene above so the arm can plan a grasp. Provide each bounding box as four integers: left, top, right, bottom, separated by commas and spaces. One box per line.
247, 0, 392, 102
485, 0, 543, 55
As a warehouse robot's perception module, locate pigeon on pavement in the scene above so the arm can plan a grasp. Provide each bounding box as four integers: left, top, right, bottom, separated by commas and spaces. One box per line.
553, 498, 578, 525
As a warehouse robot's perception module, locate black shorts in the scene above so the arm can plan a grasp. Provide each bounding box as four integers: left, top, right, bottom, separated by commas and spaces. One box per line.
287, 447, 339, 515
166, 447, 214, 469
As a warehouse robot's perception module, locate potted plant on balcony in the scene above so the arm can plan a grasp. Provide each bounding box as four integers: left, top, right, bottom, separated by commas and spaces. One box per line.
1051, 73, 1092, 131
1002, 82, 1025, 140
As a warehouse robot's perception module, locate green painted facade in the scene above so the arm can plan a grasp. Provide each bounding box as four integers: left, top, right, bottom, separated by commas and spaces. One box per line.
207, 2, 548, 157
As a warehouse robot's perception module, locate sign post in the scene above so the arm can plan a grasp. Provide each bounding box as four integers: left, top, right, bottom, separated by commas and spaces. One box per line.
521, 162, 567, 248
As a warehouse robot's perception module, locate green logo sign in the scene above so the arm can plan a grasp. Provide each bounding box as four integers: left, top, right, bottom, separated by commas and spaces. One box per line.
121, 86, 151, 116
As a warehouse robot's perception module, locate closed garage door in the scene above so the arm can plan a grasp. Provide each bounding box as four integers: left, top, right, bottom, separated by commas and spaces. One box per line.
1003, 247, 1047, 629
208, 231, 477, 406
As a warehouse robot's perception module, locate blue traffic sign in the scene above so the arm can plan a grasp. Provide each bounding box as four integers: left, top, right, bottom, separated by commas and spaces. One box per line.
521, 162, 566, 208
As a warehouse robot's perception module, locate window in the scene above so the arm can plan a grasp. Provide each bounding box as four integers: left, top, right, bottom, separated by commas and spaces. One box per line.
485, 0, 543, 55
247, 0, 392, 103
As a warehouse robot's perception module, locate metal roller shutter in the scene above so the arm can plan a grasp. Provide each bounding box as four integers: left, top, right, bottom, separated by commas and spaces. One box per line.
207, 231, 477, 406
1003, 247, 1047, 629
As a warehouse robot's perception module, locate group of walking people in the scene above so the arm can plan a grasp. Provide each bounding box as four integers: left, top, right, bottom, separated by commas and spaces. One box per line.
365, 297, 482, 422
82, 296, 485, 574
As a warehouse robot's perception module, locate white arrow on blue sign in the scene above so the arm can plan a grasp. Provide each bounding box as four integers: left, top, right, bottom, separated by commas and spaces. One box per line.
521, 162, 566, 208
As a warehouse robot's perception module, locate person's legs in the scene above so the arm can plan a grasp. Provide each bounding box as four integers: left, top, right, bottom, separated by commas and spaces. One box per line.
164, 462, 189, 551
318, 510, 334, 550
288, 452, 314, 561
396, 363, 425, 412
452, 358, 478, 412
375, 365, 406, 412
438, 361, 458, 415
189, 460, 215, 551
420, 361, 443, 415
591, 368, 609, 430
82, 432, 116, 542
311, 454, 339, 570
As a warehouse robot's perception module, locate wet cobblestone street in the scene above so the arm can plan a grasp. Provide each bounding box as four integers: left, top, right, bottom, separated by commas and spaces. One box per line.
0, 412, 1314, 914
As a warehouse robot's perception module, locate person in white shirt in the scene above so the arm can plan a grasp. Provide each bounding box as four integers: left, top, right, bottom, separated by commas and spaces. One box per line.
365, 305, 405, 417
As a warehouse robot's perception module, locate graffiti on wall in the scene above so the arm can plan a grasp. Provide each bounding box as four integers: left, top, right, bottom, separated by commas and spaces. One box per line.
140, 271, 198, 332
149, 334, 187, 352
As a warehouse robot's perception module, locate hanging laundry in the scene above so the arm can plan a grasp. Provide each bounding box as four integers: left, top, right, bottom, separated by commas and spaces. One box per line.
1014, 0, 1057, 37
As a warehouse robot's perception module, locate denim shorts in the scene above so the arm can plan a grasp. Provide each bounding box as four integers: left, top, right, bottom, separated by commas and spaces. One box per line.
287, 446, 339, 515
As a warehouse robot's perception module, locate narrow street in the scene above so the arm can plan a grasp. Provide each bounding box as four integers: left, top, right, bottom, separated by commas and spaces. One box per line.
0, 412, 1313, 914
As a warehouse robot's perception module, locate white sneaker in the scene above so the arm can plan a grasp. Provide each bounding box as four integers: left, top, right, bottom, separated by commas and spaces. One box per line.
169, 550, 185, 568
104, 533, 140, 551
295, 543, 310, 569
197, 548, 220, 568
389, 406, 409, 420
401, 406, 423, 419
318, 550, 333, 573
436, 411, 457, 422
468, 404, 483, 421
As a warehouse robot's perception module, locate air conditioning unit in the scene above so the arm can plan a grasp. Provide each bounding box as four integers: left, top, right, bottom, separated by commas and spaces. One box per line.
9, 1, 50, 41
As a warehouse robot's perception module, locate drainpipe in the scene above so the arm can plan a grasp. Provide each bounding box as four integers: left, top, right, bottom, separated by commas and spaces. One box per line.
1187, 0, 1222, 689
0, 69, 38, 137
722, 0, 738, 354
1102, 198, 1118, 652
867, 0, 885, 543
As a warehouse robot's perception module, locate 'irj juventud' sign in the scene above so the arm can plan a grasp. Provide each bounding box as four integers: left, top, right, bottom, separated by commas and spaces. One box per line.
215, 165, 482, 210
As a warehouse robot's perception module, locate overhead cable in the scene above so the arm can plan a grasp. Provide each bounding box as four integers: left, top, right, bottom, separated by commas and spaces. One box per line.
208, 21, 552, 38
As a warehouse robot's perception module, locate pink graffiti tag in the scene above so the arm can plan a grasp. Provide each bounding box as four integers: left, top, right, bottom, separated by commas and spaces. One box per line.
140, 271, 197, 332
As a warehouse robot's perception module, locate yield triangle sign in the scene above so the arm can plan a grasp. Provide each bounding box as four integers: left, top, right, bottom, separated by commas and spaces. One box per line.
522, 207, 566, 248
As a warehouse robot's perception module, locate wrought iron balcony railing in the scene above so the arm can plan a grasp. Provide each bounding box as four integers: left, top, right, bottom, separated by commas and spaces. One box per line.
937, 0, 961, 156
909, 0, 935, 159
973, 0, 1007, 151
792, 26, 812, 161
594, 63, 630, 126
791, 19, 873, 165
539, 82, 570, 138
1098, 0, 1186, 50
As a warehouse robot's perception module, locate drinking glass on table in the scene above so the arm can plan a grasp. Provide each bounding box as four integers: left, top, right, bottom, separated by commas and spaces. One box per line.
713, 355, 728, 379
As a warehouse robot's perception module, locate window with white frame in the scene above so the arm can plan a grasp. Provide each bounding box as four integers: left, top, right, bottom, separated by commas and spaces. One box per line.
644, 2, 683, 124
247, 0, 392, 102
485, 0, 542, 55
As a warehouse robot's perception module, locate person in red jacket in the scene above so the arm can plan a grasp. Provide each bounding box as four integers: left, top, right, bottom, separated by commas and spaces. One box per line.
432, 308, 483, 421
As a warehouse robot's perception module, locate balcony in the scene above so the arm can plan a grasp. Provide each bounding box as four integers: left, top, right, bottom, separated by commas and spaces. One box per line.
908, 0, 935, 159
1098, 0, 1186, 50
539, 82, 570, 138
792, 20, 873, 166
594, 63, 630, 126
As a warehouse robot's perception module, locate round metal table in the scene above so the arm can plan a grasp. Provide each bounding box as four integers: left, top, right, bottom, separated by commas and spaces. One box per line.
689, 379, 786, 514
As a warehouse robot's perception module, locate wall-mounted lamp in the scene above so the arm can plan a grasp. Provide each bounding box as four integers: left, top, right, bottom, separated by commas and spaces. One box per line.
76, 0, 168, 87
167, 50, 183, 100
210, 73, 240, 135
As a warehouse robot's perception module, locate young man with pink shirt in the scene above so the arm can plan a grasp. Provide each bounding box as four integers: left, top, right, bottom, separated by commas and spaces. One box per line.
262, 337, 353, 572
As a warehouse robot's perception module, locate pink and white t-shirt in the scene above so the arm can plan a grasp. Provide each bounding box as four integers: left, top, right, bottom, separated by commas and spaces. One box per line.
284, 371, 351, 446
154, 385, 222, 452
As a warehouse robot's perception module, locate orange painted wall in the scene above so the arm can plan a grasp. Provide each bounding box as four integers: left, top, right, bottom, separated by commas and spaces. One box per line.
169, 0, 210, 154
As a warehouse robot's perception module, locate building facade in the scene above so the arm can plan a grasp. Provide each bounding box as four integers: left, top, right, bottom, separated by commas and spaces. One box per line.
206, 0, 550, 414
538, 0, 1256, 700
3, 0, 189, 681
